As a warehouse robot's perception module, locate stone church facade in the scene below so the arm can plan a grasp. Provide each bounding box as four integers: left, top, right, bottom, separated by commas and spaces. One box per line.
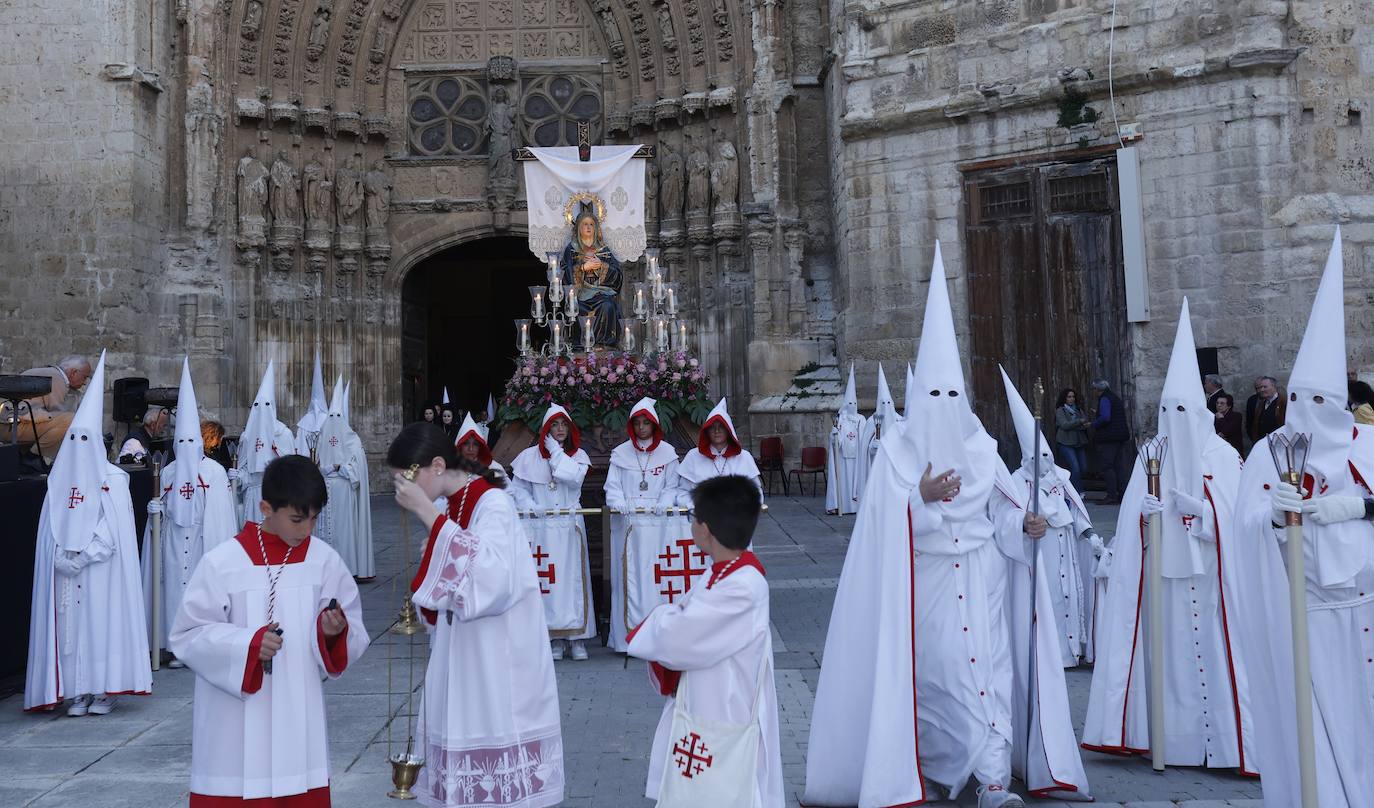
2, 0, 1370, 470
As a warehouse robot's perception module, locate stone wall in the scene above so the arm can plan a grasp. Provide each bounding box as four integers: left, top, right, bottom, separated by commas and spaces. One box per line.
827, 0, 1374, 433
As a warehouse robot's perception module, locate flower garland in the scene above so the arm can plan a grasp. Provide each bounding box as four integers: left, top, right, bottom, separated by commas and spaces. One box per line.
498, 351, 713, 432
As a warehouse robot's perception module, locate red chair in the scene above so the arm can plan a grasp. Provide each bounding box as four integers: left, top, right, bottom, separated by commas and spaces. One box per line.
758, 437, 788, 495
789, 446, 827, 496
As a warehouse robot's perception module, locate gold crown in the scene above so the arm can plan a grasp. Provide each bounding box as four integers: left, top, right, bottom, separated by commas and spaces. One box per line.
563, 192, 606, 225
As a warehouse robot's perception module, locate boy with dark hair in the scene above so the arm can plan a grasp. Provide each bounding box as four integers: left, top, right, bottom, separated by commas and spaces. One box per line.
626, 475, 783, 807
170, 454, 369, 807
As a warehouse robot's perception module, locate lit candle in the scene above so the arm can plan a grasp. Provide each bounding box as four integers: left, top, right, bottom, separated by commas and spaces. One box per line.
646, 248, 659, 275
621, 321, 636, 352
551, 272, 562, 301
676, 321, 688, 352
551, 321, 563, 354
566, 285, 577, 313
634, 285, 646, 315
665, 285, 676, 315
582, 315, 596, 350
652, 272, 664, 303
546, 252, 559, 282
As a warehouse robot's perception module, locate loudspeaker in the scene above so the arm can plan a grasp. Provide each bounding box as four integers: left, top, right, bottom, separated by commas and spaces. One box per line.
112, 377, 149, 423
0, 443, 18, 482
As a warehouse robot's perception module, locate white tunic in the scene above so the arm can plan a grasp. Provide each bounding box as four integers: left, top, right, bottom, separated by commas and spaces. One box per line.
510, 444, 597, 641
1009, 468, 1094, 667
677, 448, 764, 500
317, 432, 374, 578
411, 485, 564, 808
825, 414, 864, 514
169, 528, 368, 800
25, 467, 153, 710
141, 457, 238, 646
236, 420, 298, 523
627, 557, 784, 808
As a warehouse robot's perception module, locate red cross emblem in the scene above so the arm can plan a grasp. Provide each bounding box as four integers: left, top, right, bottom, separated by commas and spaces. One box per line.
1182, 515, 1196, 529
651, 465, 665, 477
531, 545, 557, 595
179, 482, 195, 500
254, 438, 264, 452
66, 487, 84, 508
1301, 473, 1329, 499
328, 436, 339, 447
671, 732, 714, 778
198, 478, 211, 493
654, 539, 709, 603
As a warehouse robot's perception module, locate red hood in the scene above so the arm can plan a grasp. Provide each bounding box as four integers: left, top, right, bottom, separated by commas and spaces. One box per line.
697, 413, 742, 458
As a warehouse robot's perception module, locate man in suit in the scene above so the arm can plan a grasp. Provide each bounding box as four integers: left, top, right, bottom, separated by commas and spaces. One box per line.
1203, 373, 1227, 413
1244, 375, 1285, 447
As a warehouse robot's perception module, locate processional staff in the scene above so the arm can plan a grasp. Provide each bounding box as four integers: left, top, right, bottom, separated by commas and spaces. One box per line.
1138, 435, 1169, 772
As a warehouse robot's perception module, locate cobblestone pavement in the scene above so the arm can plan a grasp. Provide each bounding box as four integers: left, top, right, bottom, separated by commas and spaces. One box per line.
1, 495, 1263, 807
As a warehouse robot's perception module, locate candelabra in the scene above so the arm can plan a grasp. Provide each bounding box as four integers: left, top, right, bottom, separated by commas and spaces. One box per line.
631, 249, 690, 355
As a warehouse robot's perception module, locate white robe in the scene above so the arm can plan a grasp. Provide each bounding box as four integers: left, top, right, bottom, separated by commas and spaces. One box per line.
1010, 468, 1094, 667
825, 414, 864, 514
510, 445, 598, 641
678, 447, 764, 500
410, 485, 564, 808
803, 427, 1088, 805
1229, 433, 1374, 807
237, 420, 298, 523
169, 530, 368, 800
1082, 437, 1255, 772
318, 432, 374, 578
605, 441, 691, 652
141, 457, 238, 647
626, 559, 784, 808
25, 466, 153, 709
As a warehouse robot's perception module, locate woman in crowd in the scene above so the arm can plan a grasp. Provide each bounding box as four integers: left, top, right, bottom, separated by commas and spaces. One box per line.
1054, 388, 1090, 492
1213, 392, 1245, 453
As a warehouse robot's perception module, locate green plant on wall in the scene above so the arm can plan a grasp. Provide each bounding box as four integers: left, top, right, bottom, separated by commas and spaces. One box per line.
1057, 88, 1100, 128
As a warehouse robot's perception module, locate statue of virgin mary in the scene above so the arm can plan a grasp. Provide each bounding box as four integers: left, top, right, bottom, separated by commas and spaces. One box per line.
558, 205, 624, 347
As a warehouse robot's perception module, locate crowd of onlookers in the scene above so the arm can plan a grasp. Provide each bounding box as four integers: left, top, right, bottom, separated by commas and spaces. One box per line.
1051, 368, 1374, 504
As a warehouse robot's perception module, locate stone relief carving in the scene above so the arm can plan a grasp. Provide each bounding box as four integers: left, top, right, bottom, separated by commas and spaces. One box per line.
686, 142, 713, 253
269, 150, 302, 244
623, 0, 654, 82
242, 0, 264, 39
710, 141, 738, 217
521, 32, 549, 58
382, 0, 404, 20
659, 140, 683, 225
236, 147, 269, 249
334, 155, 365, 254
713, 0, 733, 62
645, 154, 660, 225
303, 154, 333, 251
653, 0, 677, 52
305, 2, 332, 84
369, 26, 389, 67
364, 160, 392, 257
591, 0, 629, 78
272, 0, 302, 79
485, 85, 519, 226
238, 0, 264, 74
523, 0, 549, 26
334, 0, 369, 88
683, 0, 706, 67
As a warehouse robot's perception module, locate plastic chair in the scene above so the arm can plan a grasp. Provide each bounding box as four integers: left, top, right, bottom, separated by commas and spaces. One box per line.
758, 436, 788, 495
789, 446, 827, 496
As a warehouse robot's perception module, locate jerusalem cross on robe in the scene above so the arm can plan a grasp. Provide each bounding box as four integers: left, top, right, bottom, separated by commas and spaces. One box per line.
653, 539, 709, 603
67, 487, 85, 508
531, 545, 557, 594
672, 732, 714, 778
179, 482, 196, 500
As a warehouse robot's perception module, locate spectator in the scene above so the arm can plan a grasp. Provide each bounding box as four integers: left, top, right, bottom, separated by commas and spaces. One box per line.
440, 405, 459, 441
420, 405, 437, 424
119, 406, 169, 463
1244, 375, 1285, 446
1213, 392, 1244, 454
0, 355, 93, 462
1090, 379, 1132, 504
1054, 388, 1091, 492
1348, 380, 1374, 426
201, 419, 233, 470
1203, 373, 1227, 413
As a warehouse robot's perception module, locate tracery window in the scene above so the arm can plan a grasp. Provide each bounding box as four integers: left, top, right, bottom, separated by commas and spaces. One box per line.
520, 74, 602, 147
408, 76, 489, 156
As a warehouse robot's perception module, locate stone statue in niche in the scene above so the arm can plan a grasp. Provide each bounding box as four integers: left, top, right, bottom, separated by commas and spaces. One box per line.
269, 150, 301, 242
592, 0, 625, 58
709, 140, 739, 216
645, 154, 660, 225
334, 154, 365, 252
307, 6, 332, 60
686, 143, 710, 219
369, 26, 388, 64
658, 139, 684, 227
241, 0, 264, 39
485, 85, 518, 225
303, 153, 333, 250
236, 146, 269, 247
364, 159, 392, 252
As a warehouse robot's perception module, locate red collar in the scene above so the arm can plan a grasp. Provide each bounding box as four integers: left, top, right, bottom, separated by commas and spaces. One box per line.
446, 478, 495, 529
706, 551, 764, 588
627, 411, 664, 452
697, 414, 741, 458
235, 522, 310, 565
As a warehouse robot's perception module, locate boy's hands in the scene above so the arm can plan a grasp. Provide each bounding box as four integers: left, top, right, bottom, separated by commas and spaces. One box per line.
321, 600, 347, 637
259, 622, 283, 662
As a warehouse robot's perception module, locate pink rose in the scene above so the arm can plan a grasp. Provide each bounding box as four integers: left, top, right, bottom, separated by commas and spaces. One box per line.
672, 372, 682, 381
691, 371, 703, 381
627, 374, 636, 384
688, 358, 699, 368
539, 366, 550, 376
583, 373, 594, 383
649, 372, 659, 382
608, 372, 618, 383
531, 378, 541, 388
636, 363, 647, 373
599, 366, 609, 377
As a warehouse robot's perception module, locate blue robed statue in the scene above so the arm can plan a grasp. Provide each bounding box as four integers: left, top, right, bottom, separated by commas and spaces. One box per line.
559, 205, 624, 347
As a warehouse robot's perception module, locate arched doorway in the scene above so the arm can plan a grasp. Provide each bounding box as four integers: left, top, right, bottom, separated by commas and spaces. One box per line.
400, 236, 544, 423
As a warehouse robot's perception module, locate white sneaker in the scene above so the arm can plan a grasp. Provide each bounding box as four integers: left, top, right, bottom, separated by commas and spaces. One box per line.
976, 784, 1025, 808
569, 640, 589, 661
167, 657, 186, 669
88, 695, 116, 715
66, 695, 93, 717
550, 640, 565, 661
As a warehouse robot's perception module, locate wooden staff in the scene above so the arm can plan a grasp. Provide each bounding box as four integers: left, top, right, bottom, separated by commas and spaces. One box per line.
1139, 436, 1169, 772
150, 458, 163, 671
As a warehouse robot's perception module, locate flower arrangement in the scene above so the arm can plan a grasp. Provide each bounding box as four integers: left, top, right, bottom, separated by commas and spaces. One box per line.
498, 351, 713, 432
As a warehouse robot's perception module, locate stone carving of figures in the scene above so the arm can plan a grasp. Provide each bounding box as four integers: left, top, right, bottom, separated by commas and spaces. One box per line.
335, 155, 364, 228
645, 156, 660, 221
710, 140, 739, 214
659, 140, 683, 223
369, 26, 388, 64
236, 147, 269, 245
307, 7, 331, 58
485, 86, 518, 199
269, 150, 301, 226
592, 0, 626, 58
303, 154, 333, 237
241, 0, 264, 39
686, 144, 710, 217
364, 160, 392, 234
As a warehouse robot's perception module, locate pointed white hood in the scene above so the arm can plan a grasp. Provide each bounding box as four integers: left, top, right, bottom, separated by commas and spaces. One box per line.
697, 398, 743, 457
486, 393, 497, 423
166, 358, 207, 528
903, 363, 915, 420
999, 365, 1057, 481
871, 364, 898, 435
342, 381, 352, 430
1155, 298, 1211, 502
454, 412, 493, 465
442, 386, 451, 405
238, 361, 283, 474
48, 350, 110, 551
297, 348, 328, 434
1285, 227, 1353, 479
840, 364, 858, 418
318, 375, 351, 469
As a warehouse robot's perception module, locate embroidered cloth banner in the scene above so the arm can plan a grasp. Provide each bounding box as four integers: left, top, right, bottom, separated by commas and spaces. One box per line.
523, 145, 646, 262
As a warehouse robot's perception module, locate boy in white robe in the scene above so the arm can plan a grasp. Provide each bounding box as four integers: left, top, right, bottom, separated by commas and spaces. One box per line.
1231, 228, 1374, 807
316, 375, 374, 579
509, 404, 598, 661
143, 358, 237, 668
25, 351, 153, 715
605, 397, 693, 652
826, 365, 864, 515
677, 398, 763, 497
390, 422, 564, 808
627, 475, 783, 807
170, 455, 368, 807
232, 361, 299, 524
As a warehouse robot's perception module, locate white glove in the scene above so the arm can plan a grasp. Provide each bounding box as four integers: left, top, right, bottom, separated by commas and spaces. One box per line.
1087, 532, 1106, 558
1271, 481, 1304, 525
146, 499, 163, 515
544, 434, 562, 455
1302, 494, 1367, 525
227, 467, 241, 482
53, 552, 83, 577
1140, 494, 1164, 516
1170, 488, 1207, 518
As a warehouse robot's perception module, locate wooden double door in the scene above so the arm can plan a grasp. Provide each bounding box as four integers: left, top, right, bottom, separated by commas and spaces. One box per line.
962, 155, 1133, 462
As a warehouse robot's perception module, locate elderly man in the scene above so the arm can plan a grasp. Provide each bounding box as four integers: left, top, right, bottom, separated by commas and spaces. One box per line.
1244, 375, 1285, 446
1203, 373, 1227, 413
118, 406, 169, 463
1090, 378, 1132, 504
0, 355, 93, 462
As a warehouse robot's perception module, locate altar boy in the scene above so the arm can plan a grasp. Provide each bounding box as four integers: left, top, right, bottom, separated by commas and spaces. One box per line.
627, 475, 783, 807
170, 455, 368, 806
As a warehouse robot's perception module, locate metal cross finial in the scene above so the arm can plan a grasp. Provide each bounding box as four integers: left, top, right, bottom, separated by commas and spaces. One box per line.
577, 120, 591, 162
